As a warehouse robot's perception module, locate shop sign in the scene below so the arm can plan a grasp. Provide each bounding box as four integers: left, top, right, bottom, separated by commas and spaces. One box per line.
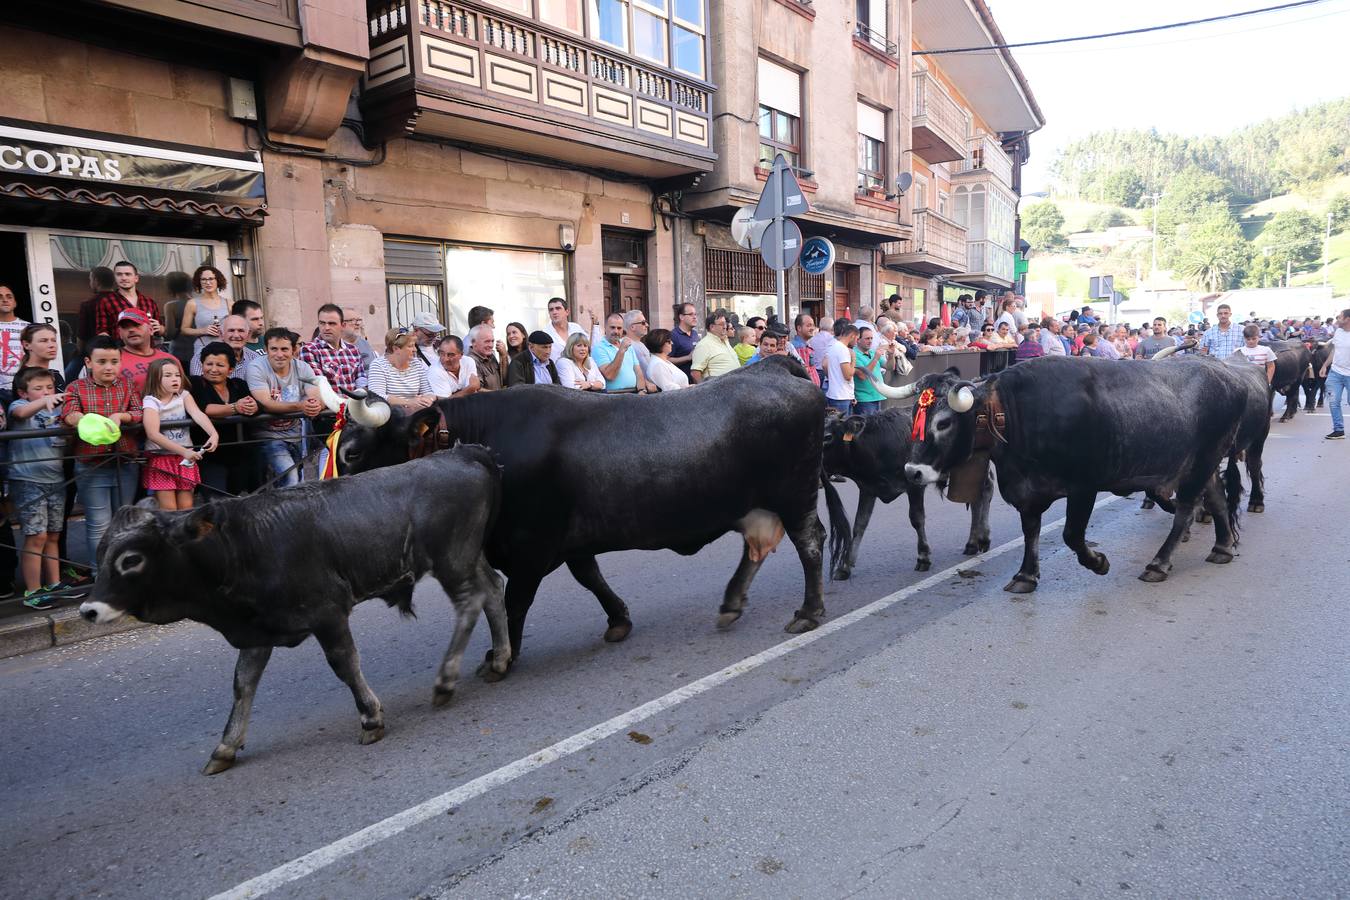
0, 118, 263, 199
799, 237, 835, 275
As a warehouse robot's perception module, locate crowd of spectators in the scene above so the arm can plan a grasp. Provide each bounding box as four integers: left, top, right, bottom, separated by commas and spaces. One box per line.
2, 259, 1346, 613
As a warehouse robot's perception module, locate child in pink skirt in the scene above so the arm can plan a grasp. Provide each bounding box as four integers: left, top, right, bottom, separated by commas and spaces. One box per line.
141, 358, 218, 510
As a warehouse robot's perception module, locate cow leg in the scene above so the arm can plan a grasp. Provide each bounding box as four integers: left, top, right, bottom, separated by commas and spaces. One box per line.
963, 467, 994, 555
784, 512, 827, 634
718, 544, 765, 629
1062, 490, 1109, 576
1279, 385, 1298, 422
432, 558, 509, 707
477, 570, 545, 681
567, 555, 632, 643
833, 491, 877, 580
900, 488, 932, 572
203, 647, 273, 775
1246, 448, 1266, 514
1005, 501, 1051, 593
1141, 486, 1203, 582
314, 621, 385, 745
1203, 475, 1237, 564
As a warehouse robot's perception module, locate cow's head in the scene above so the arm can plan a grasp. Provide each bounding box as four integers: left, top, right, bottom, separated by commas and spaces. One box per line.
336, 394, 440, 476
823, 409, 912, 503
902, 369, 980, 486
80, 505, 224, 626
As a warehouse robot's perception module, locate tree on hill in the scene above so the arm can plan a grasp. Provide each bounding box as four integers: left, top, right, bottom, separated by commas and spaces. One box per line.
1329, 194, 1350, 231
1257, 209, 1323, 275
1022, 202, 1067, 251
1099, 170, 1145, 208
1086, 208, 1132, 231
1176, 212, 1247, 293
1153, 167, 1231, 268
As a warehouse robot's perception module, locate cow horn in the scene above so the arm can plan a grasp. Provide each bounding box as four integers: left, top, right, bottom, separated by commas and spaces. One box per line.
1152, 343, 1183, 360
875, 380, 918, 400
947, 383, 975, 413
300, 374, 344, 414
344, 392, 392, 428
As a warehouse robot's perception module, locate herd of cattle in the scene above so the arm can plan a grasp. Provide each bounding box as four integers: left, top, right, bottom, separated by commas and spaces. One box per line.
80, 336, 1311, 774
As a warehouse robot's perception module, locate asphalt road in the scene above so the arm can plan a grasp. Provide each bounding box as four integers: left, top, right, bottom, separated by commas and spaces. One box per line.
1, 402, 1345, 899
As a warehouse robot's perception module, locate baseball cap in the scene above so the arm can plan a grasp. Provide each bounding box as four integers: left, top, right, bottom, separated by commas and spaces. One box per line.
117, 308, 150, 327
409, 311, 445, 332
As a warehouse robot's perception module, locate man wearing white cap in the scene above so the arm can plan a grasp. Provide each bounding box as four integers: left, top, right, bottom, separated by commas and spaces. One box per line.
409, 311, 444, 370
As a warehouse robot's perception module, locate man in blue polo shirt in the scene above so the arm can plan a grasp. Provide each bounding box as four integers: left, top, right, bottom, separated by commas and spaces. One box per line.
593, 312, 651, 393
669, 302, 699, 376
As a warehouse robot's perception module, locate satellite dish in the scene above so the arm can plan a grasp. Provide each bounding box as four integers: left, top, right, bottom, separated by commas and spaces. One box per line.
894, 172, 914, 194
731, 207, 770, 250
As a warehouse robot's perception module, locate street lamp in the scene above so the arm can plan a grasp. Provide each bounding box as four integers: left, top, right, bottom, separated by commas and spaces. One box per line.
228, 255, 250, 300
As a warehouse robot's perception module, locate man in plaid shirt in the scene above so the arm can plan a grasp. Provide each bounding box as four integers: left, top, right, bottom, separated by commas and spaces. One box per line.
62, 335, 143, 566
299, 304, 365, 473
1199, 303, 1243, 359
94, 260, 162, 338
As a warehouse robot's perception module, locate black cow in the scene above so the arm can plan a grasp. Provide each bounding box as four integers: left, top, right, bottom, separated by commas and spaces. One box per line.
822, 407, 992, 577
1260, 339, 1312, 422
902, 356, 1269, 593
79, 447, 510, 774
336, 356, 846, 670
1304, 342, 1329, 410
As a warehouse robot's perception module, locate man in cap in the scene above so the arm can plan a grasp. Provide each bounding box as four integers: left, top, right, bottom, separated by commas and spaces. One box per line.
114, 308, 178, 393
409, 311, 445, 369
506, 331, 561, 386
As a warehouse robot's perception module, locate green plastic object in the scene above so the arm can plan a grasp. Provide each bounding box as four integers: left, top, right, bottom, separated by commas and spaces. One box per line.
77, 413, 121, 446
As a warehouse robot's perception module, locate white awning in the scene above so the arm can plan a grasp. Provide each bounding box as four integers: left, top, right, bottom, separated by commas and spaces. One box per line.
757, 57, 801, 117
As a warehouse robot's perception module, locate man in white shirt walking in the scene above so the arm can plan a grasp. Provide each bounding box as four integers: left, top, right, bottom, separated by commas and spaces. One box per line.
1320, 308, 1350, 440
824, 322, 859, 415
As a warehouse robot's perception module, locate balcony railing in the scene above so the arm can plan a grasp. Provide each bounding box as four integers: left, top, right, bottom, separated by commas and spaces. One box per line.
883, 209, 966, 275
953, 133, 1014, 187
911, 70, 967, 164
964, 239, 1016, 285
363, 1, 715, 175
854, 23, 899, 58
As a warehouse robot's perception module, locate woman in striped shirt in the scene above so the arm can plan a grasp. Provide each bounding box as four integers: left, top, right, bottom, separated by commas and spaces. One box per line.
367, 329, 436, 410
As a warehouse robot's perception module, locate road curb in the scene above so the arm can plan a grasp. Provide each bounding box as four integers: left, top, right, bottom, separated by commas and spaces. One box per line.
0, 607, 148, 659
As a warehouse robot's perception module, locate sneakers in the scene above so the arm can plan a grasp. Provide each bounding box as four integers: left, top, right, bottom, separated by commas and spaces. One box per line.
0, 583, 14, 600
22, 588, 55, 611
1327, 430, 1346, 440
54, 574, 93, 600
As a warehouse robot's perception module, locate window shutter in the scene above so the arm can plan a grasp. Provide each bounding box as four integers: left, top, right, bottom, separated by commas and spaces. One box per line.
757, 58, 801, 117
857, 102, 886, 141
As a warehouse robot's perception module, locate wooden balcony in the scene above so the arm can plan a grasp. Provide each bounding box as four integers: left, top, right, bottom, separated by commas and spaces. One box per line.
911, 70, 966, 164
883, 209, 966, 275
362, 1, 716, 179
91, 0, 302, 46
952, 133, 1014, 188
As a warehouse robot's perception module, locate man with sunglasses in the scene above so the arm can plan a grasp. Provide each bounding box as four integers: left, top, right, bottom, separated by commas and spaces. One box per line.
670, 302, 699, 376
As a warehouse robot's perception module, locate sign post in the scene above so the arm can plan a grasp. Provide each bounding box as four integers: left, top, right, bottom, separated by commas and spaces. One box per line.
754, 154, 811, 323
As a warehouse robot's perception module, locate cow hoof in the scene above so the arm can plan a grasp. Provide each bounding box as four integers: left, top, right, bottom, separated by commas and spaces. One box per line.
1194, 510, 1211, 524
962, 542, 979, 556
1088, 553, 1110, 576
431, 687, 455, 708
1139, 565, 1170, 583
1141, 499, 1156, 510
915, 558, 931, 572
831, 566, 852, 581
784, 616, 819, 634
202, 753, 236, 776
1248, 503, 1264, 514
1003, 576, 1037, 594
603, 620, 633, 643
359, 724, 386, 745
716, 610, 742, 630
1205, 549, 1234, 564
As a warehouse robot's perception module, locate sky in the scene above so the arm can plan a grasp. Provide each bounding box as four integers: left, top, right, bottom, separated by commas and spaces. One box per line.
987, 0, 1350, 193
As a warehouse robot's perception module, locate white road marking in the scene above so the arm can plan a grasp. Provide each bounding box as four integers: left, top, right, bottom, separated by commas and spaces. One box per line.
211, 496, 1122, 900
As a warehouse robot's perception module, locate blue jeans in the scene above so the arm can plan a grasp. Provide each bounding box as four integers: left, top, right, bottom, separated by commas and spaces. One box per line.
854, 400, 881, 416
76, 458, 139, 564
259, 439, 304, 488
826, 398, 854, 415
1328, 369, 1348, 433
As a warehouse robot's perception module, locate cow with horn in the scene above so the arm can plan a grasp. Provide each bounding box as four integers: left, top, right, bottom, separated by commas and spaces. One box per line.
822, 373, 993, 578
902, 354, 1268, 593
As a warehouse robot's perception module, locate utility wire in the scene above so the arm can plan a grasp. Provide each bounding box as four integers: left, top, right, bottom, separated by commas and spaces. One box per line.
914, 0, 1332, 56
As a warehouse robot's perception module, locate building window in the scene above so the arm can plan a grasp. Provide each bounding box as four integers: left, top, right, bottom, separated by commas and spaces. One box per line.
585, 0, 705, 76
757, 57, 803, 169
444, 244, 568, 336
484, 0, 532, 13
856, 101, 886, 192
540, 0, 584, 33
855, 0, 887, 50
913, 174, 928, 210
938, 190, 950, 220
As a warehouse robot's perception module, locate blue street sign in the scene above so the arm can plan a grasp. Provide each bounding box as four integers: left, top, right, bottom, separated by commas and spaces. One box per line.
799, 237, 836, 275
1188, 310, 1204, 324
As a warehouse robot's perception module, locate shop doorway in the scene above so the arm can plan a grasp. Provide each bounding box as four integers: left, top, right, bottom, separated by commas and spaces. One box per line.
0, 232, 32, 320
833, 263, 859, 321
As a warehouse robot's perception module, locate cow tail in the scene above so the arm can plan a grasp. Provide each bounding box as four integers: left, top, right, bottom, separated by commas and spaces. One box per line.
819, 469, 852, 581
1223, 453, 1244, 545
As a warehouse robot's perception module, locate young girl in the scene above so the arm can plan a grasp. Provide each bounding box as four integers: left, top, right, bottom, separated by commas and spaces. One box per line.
142, 358, 218, 510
